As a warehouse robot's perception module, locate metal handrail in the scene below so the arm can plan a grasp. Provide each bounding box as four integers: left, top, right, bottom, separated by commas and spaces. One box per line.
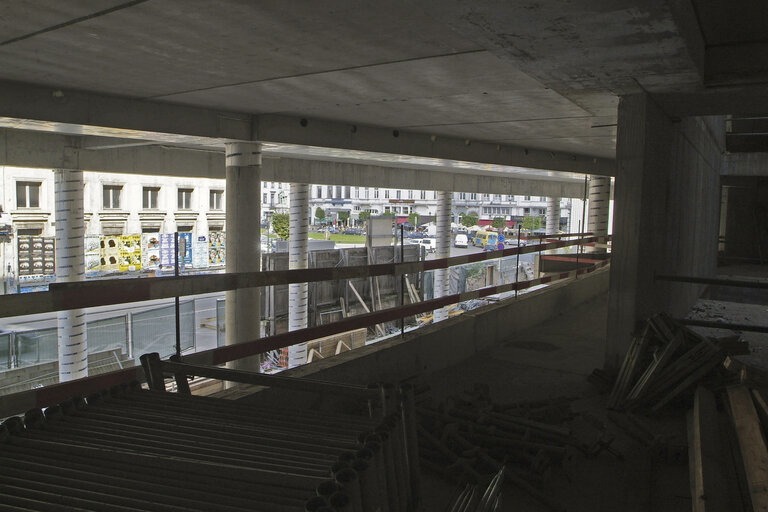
0, 234, 611, 318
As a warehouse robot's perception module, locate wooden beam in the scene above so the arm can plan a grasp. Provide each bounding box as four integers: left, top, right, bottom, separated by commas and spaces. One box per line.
726, 385, 768, 511
689, 386, 733, 511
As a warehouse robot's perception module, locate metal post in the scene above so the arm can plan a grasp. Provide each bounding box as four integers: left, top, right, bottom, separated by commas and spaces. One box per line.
174, 232, 181, 358
577, 175, 588, 277
400, 225, 404, 338
515, 225, 521, 298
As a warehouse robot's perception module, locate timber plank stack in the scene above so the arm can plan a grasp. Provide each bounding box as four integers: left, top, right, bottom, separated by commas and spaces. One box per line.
608, 314, 748, 412
604, 313, 768, 511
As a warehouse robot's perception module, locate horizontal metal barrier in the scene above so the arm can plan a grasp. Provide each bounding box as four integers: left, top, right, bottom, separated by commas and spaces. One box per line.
0, 235, 610, 318
0, 256, 610, 417
674, 318, 768, 334
655, 274, 768, 289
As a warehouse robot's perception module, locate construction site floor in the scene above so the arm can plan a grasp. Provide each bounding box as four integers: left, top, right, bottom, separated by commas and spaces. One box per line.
416, 293, 691, 512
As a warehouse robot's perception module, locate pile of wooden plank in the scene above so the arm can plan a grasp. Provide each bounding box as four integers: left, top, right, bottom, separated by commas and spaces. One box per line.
607, 314, 749, 412
687, 368, 768, 511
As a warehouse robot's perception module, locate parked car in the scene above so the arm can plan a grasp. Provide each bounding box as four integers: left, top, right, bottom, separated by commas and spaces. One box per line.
419, 238, 437, 253
454, 234, 468, 248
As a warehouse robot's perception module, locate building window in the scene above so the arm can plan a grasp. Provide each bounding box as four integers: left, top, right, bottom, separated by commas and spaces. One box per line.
315, 186, 322, 198
524, 196, 531, 201
420, 190, 426, 200
396, 190, 401, 199
142, 187, 159, 209
327, 185, 333, 198
374, 188, 379, 199
103, 185, 122, 209
210, 190, 223, 210
384, 206, 391, 212
262, 192, 268, 204
470, 193, 477, 200
365, 188, 370, 199
384, 190, 390, 199
16, 181, 40, 208
178, 188, 193, 209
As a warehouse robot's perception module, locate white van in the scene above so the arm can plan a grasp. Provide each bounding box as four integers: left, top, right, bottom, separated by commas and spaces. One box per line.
419, 238, 437, 253
454, 234, 468, 248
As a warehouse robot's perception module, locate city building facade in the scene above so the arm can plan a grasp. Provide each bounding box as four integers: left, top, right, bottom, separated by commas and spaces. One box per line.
1, 166, 572, 292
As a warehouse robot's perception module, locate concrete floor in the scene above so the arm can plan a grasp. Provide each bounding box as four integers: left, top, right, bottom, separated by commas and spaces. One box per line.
417, 293, 690, 512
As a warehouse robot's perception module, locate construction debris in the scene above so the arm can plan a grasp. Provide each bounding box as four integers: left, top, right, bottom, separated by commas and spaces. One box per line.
607, 314, 749, 412
414, 385, 617, 511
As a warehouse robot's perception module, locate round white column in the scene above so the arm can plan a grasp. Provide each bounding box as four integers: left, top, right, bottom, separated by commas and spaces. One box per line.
588, 175, 611, 252
224, 142, 262, 372
288, 182, 309, 367
433, 191, 452, 323
546, 197, 561, 235
54, 169, 87, 382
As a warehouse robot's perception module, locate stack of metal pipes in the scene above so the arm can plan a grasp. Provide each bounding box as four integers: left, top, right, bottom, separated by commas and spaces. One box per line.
0, 381, 420, 512
447, 467, 505, 512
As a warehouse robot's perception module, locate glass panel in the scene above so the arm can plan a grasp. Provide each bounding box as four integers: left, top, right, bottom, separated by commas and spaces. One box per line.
16, 182, 25, 207
15, 328, 57, 366
131, 300, 195, 360
29, 184, 39, 208
0, 333, 10, 369
216, 299, 225, 347
87, 316, 128, 356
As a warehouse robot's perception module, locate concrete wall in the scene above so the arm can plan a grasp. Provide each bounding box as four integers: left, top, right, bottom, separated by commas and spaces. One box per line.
607, 94, 723, 371
231, 267, 609, 404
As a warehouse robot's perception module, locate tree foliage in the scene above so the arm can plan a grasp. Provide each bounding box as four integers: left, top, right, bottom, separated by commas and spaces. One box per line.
358, 211, 371, 223
338, 210, 350, 221
460, 211, 478, 228
408, 212, 420, 226
521, 215, 542, 231
272, 212, 290, 239
381, 211, 395, 217
491, 217, 506, 229
314, 207, 325, 221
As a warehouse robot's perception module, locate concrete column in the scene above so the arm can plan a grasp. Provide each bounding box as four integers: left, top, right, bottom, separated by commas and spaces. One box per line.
607, 94, 722, 372
225, 142, 262, 372
288, 182, 309, 367
546, 197, 561, 235
433, 191, 452, 323
54, 169, 87, 382
587, 176, 611, 239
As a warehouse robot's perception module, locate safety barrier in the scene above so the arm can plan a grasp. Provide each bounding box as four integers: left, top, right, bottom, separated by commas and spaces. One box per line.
0, 235, 610, 416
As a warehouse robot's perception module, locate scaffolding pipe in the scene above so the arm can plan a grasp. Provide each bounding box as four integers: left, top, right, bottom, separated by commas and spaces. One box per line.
546, 197, 561, 235
224, 142, 262, 372
433, 191, 452, 323
288, 182, 310, 367
54, 169, 87, 382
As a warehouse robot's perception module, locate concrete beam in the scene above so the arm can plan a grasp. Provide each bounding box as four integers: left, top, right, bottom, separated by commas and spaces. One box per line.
705, 42, 768, 87
723, 152, 768, 176
0, 128, 587, 197
0, 79, 615, 176
254, 114, 615, 176
654, 84, 768, 117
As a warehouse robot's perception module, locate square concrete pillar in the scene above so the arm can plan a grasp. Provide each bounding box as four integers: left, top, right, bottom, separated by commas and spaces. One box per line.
606, 94, 722, 371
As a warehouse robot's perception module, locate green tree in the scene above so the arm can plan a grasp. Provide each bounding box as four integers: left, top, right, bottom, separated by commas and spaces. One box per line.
358, 211, 371, 224
338, 210, 350, 222
272, 212, 290, 239
408, 212, 420, 226
314, 207, 325, 221
521, 215, 542, 231
491, 217, 506, 230
460, 211, 478, 228
381, 211, 395, 217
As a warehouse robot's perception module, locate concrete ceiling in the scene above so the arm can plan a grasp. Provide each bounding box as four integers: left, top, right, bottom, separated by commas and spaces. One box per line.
0, 1, 765, 171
